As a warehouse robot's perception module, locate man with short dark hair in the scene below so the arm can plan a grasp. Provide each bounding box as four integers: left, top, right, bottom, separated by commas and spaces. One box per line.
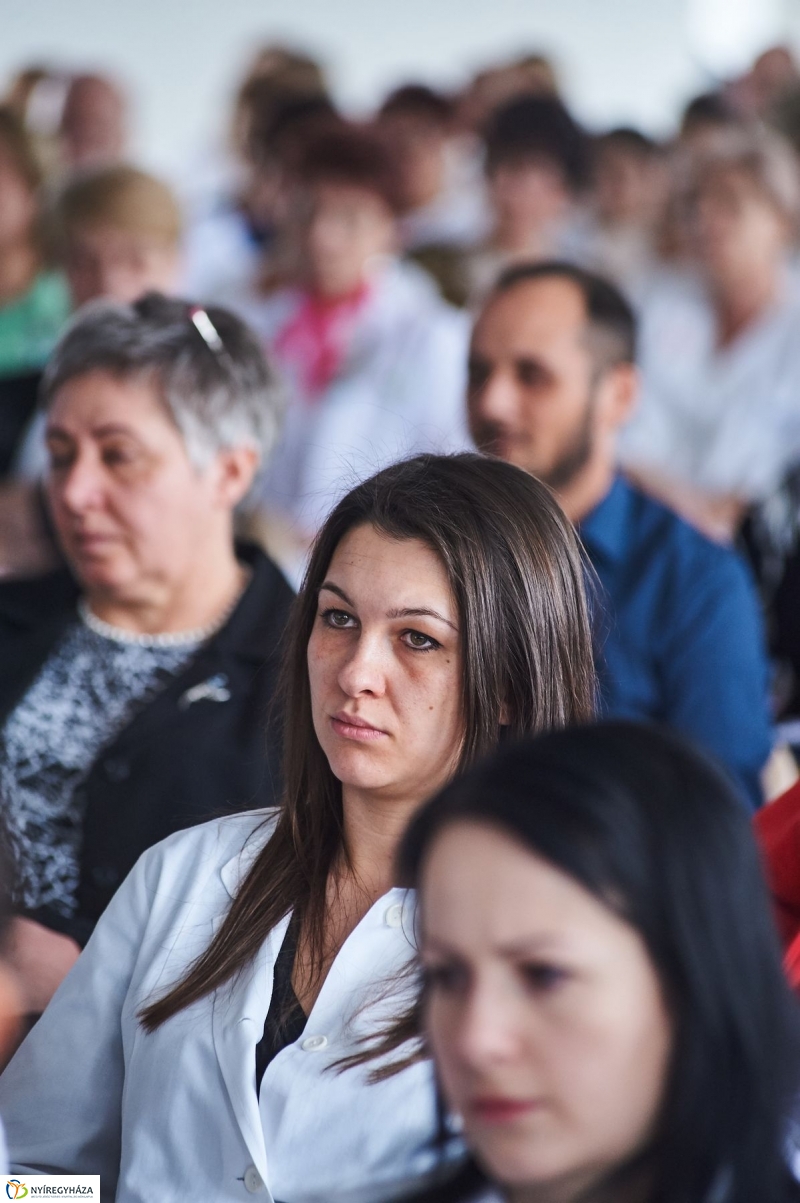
467, 260, 772, 807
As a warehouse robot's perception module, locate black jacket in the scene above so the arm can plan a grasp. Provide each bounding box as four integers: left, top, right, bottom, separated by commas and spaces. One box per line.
0, 542, 294, 945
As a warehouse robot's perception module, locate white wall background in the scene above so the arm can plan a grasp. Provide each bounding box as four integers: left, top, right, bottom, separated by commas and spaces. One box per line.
2, 0, 800, 181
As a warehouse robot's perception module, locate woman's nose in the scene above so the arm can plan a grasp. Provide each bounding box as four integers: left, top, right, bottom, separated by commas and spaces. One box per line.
57, 456, 104, 514
336, 633, 388, 697
475, 369, 520, 426
453, 983, 524, 1070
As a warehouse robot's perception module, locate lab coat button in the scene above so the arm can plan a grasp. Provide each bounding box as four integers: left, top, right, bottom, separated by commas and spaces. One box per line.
243, 1165, 263, 1193
301, 1034, 328, 1052
384, 903, 404, 928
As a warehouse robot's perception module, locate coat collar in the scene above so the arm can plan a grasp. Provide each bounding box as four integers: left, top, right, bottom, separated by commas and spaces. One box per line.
212, 811, 286, 1189
218, 811, 280, 899
204, 542, 293, 664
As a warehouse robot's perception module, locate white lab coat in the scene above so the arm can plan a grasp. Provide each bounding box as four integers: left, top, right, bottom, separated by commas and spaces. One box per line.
0, 811, 453, 1203
228, 260, 471, 542
619, 267, 800, 502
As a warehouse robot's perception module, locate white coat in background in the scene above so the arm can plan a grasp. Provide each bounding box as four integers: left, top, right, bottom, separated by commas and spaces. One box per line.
227, 259, 472, 541
619, 267, 800, 502
0, 811, 455, 1203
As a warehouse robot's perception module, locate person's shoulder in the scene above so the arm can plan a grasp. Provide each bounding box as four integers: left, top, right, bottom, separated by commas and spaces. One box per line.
373, 265, 470, 370
135, 807, 280, 892
377, 260, 468, 327
33, 270, 71, 314
224, 541, 294, 658
637, 263, 707, 311
623, 483, 756, 612
244, 542, 294, 600
625, 483, 743, 569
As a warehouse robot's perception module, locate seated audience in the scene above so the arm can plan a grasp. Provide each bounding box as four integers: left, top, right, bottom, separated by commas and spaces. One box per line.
0, 164, 185, 575
0, 453, 595, 1201
733, 45, 800, 123
619, 127, 800, 541
57, 72, 127, 172
577, 127, 667, 297
183, 52, 334, 301
0, 293, 292, 1015
230, 43, 329, 167
397, 721, 800, 1203
220, 92, 342, 300
467, 260, 772, 807
0, 107, 70, 473
455, 95, 592, 307
376, 84, 487, 252
454, 53, 561, 138
56, 163, 183, 308
227, 123, 470, 577
678, 90, 741, 149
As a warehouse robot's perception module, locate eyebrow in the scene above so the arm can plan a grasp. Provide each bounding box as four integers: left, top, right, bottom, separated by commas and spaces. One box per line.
319, 582, 458, 631
45, 423, 141, 440
319, 582, 355, 606
423, 933, 570, 958
387, 607, 458, 631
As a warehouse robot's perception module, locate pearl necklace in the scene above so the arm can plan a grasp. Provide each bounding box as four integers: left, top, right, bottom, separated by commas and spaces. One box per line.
77, 570, 250, 649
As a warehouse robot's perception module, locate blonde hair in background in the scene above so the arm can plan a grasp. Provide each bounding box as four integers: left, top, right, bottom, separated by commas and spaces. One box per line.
688, 125, 800, 227
55, 163, 182, 248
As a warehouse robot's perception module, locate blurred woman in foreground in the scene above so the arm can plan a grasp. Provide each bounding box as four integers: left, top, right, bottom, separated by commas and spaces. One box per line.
400, 722, 800, 1203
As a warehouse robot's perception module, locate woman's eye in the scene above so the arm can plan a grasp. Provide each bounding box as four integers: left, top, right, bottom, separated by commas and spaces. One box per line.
402, 629, 440, 652
103, 446, 137, 467
520, 962, 569, 993
422, 961, 469, 995
47, 453, 73, 473
321, 608, 356, 629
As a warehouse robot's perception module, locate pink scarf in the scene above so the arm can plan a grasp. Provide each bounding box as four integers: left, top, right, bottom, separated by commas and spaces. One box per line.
273, 282, 371, 401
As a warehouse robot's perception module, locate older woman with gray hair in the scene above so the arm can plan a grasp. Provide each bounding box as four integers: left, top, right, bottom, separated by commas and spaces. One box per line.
619, 125, 800, 542
0, 292, 293, 1016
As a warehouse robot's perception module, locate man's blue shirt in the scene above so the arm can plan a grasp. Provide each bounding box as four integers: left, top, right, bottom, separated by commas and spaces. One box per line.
579, 475, 772, 808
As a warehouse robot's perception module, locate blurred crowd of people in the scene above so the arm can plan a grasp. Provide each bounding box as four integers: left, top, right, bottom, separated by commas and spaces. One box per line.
3, 35, 800, 1203
2, 46, 800, 697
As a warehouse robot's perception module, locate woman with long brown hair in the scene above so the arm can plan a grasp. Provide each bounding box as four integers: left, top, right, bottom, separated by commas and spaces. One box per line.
0, 452, 594, 1203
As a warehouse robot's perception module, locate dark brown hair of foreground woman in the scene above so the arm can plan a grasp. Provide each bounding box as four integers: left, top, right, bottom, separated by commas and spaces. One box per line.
141, 452, 596, 1030
397, 722, 800, 1203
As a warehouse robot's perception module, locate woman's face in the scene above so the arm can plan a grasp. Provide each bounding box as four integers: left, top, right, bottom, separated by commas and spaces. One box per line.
489, 158, 570, 233
64, 224, 181, 307
307, 523, 464, 808
45, 369, 243, 604
689, 166, 789, 283
301, 181, 396, 298
420, 822, 672, 1199
0, 142, 36, 252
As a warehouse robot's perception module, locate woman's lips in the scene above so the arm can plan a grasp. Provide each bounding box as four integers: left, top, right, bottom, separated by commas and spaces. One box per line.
71, 531, 116, 550
330, 713, 388, 741
468, 1096, 542, 1124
